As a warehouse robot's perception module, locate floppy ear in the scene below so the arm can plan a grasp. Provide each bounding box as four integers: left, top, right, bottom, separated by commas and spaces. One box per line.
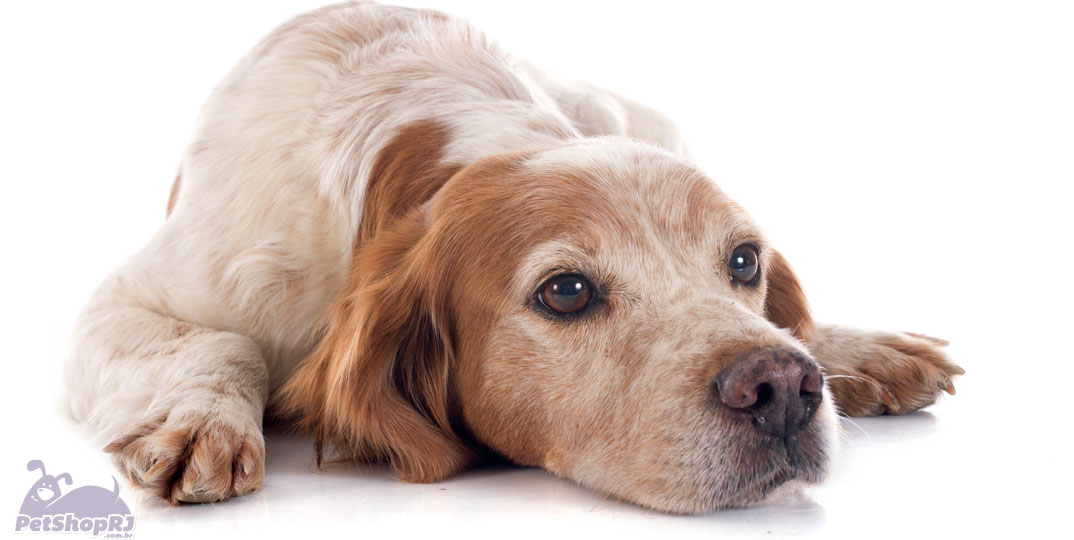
764, 250, 816, 342
277, 206, 474, 482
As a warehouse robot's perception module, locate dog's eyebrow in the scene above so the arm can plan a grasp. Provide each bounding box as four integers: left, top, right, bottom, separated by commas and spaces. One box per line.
720, 227, 768, 255
515, 240, 607, 291
527, 259, 609, 291
534, 265, 579, 283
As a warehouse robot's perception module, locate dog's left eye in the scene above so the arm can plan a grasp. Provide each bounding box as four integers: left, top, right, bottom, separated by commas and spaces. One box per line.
729, 244, 760, 284
537, 274, 594, 315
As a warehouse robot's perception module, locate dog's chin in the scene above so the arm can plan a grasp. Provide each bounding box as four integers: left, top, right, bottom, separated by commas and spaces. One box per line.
712, 392, 841, 511
730, 477, 814, 510
718, 462, 826, 510
650, 414, 835, 515
716, 416, 836, 510
638, 455, 827, 515
704, 451, 827, 513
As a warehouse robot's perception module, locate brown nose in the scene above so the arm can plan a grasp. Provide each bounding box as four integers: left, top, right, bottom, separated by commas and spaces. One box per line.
712, 347, 824, 440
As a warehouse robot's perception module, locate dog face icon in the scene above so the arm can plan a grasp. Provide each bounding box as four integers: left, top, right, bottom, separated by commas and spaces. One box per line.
32, 482, 59, 503
20, 461, 71, 514
18, 460, 130, 520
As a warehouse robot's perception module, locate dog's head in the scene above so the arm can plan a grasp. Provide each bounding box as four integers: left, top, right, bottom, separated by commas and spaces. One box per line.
23, 461, 70, 508
281, 137, 837, 513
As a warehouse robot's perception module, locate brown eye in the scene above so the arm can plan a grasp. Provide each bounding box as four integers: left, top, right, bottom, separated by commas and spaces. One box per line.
538, 274, 594, 315
729, 244, 760, 284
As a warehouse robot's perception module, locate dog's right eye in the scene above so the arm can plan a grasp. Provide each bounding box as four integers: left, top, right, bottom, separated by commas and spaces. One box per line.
729, 244, 760, 285
536, 274, 595, 315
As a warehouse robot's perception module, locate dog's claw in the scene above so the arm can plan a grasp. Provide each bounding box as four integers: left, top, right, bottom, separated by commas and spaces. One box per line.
233, 463, 250, 495
879, 387, 899, 411
107, 412, 264, 504
944, 381, 956, 395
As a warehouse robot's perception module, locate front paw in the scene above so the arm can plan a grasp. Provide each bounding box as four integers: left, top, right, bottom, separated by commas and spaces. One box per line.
104, 408, 265, 504
812, 327, 965, 416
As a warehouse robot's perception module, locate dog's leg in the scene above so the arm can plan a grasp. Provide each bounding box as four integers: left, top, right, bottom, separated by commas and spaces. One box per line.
806, 324, 964, 417
66, 273, 268, 504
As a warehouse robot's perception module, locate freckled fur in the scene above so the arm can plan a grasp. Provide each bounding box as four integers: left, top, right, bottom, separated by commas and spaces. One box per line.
66, 1, 962, 512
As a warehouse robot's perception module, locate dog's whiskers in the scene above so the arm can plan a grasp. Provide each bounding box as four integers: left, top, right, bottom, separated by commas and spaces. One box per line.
837, 414, 873, 445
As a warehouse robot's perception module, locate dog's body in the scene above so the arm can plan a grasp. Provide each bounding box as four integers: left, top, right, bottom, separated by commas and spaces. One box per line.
66, 2, 962, 513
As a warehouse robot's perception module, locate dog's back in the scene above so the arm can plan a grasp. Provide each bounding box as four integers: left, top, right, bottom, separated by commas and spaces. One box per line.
89, 5, 537, 393
66, 1, 676, 441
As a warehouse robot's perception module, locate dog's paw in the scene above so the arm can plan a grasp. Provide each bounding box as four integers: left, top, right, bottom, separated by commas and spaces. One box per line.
104, 408, 265, 504
809, 325, 965, 417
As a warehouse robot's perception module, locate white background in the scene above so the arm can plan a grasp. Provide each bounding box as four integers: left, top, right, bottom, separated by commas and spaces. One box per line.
1, 1, 1072, 538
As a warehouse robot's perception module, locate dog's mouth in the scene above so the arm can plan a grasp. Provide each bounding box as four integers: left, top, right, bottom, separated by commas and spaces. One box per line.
611, 385, 837, 513
709, 418, 832, 509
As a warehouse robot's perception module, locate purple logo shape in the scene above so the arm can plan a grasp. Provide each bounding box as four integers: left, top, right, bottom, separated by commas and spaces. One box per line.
14, 460, 135, 536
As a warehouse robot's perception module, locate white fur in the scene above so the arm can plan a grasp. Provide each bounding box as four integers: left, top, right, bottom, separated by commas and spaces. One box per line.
65, 1, 955, 511
65, 1, 686, 450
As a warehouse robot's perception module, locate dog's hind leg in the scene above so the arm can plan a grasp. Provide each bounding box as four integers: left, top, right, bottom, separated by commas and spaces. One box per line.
65, 270, 268, 504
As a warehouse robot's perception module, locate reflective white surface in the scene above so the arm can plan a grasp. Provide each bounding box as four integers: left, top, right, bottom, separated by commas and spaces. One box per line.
2, 1, 1071, 538
8, 367, 1065, 539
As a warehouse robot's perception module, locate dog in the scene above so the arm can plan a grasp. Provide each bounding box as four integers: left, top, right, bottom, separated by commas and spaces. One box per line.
20, 461, 72, 515
65, 1, 963, 514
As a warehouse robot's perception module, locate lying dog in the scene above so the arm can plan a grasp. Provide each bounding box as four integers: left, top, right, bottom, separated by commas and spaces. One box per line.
65, 1, 963, 514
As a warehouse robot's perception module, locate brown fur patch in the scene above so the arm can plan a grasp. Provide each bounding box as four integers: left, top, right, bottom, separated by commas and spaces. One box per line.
277, 208, 474, 482
359, 121, 462, 242
166, 171, 181, 217
764, 250, 815, 342
277, 122, 485, 483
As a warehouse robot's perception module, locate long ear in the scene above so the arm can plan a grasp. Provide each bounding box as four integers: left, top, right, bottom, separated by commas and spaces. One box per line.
277, 207, 473, 483
764, 250, 816, 342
